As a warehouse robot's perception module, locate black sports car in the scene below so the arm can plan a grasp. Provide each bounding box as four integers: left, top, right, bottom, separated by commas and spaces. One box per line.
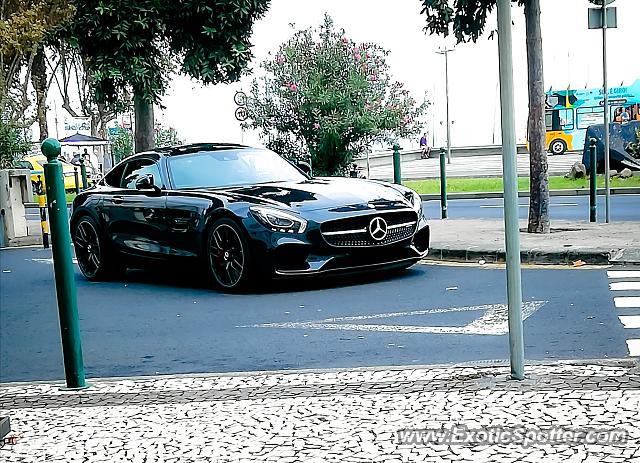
70, 144, 430, 290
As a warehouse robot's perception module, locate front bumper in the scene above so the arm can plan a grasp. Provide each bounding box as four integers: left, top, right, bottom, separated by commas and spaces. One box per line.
247, 215, 430, 277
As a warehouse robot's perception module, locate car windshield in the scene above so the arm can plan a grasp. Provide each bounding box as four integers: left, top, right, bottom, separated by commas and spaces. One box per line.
168, 149, 307, 189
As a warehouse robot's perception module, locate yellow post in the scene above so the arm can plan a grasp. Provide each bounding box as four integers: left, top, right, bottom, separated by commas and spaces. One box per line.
36, 175, 49, 248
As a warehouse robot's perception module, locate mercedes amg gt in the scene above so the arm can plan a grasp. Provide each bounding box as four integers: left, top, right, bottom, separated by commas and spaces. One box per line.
70, 144, 430, 290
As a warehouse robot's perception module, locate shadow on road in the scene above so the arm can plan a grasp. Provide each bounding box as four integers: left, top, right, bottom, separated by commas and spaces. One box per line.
116, 263, 425, 295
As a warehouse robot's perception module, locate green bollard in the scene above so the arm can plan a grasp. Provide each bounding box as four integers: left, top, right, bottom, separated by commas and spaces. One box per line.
41, 138, 88, 390
73, 167, 80, 195
79, 157, 88, 190
589, 138, 597, 223
392, 143, 402, 185
439, 148, 448, 219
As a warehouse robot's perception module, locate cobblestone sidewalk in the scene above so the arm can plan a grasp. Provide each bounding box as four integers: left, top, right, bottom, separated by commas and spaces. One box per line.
1, 360, 639, 462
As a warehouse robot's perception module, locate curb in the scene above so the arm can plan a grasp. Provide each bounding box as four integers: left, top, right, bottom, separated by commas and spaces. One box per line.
1, 358, 636, 388
420, 187, 640, 201
427, 246, 616, 265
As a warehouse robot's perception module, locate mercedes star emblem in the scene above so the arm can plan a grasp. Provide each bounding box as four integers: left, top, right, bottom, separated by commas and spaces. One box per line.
369, 217, 388, 241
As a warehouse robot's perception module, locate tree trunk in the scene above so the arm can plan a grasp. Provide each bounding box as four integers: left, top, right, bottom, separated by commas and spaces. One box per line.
524, 0, 549, 233
134, 94, 154, 153
31, 46, 48, 141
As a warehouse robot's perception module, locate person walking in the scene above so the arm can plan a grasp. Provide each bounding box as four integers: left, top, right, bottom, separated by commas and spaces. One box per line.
419, 132, 431, 159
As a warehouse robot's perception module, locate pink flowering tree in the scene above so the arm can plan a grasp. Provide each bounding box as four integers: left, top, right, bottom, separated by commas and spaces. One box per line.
243, 14, 428, 176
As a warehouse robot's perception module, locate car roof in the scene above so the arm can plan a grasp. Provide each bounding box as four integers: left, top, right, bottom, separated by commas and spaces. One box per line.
23, 155, 74, 168
147, 143, 250, 157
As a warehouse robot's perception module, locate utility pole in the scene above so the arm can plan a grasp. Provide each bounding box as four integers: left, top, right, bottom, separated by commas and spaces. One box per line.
436, 47, 455, 164
497, 0, 525, 381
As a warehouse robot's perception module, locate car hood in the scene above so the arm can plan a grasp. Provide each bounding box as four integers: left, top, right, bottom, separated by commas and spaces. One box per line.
195, 177, 413, 212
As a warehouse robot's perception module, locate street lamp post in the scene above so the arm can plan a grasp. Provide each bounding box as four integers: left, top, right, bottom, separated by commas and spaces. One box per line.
601, 0, 611, 223
588, 0, 617, 223
436, 47, 455, 165
496, 0, 525, 381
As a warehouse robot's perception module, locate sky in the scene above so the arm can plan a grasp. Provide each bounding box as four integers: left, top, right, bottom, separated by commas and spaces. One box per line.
50, 0, 640, 150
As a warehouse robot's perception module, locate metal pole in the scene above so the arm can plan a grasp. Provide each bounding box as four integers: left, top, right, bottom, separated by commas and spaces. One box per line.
497, 0, 525, 381
602, 3, 611, 223
589, 138, 597, 222
80, 158, 88, 190
392, 143, 402, 184
439, 148, 448, 219
73, 167, 80, 195
445, 50, 452, 165
366, 150, 370, 179
41, 138, 88, 390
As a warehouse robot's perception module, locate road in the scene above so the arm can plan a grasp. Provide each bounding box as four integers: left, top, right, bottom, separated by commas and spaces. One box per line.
423, 194, 640, 221
1, 246, 637, 382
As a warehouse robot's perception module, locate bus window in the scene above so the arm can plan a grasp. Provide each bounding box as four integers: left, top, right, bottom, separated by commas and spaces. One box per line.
545, 109, 562, 131
577, 107, 604, 129
560, 109, 574, 130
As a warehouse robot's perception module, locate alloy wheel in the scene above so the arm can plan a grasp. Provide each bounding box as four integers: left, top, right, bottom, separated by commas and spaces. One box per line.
74, 219, 102, 278
209, 224, 245, 288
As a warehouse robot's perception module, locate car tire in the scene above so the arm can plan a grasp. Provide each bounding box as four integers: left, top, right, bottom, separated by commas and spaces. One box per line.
72, 215, 123, 281
549, 139, 567, 155
206, 217, 254, 292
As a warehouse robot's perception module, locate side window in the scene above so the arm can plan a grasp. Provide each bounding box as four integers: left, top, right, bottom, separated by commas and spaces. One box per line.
121, 159, 161, 189
103, 162, 127, 187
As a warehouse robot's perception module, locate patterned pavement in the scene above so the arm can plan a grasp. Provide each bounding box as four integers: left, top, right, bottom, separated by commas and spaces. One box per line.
1, 360, 639, 462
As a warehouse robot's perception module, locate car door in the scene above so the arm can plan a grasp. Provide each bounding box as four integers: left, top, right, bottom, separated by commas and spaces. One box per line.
102, 156, 169, 259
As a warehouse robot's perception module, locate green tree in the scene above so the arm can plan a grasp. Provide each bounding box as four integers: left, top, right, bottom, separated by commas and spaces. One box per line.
420, 0, 549, 233
108, 127, 132, 163
109, 124, 183, 163
244, 15, 428, 176
0, 120, 30, 168
67, 0, 270, 153
1, 0, 74, 131
155, 125, 183, 148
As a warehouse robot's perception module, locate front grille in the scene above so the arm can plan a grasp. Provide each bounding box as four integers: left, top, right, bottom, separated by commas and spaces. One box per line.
321, 210, 417, 247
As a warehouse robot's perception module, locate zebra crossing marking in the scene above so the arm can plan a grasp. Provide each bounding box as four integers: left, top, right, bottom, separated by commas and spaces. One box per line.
609, 281, 640, 291
607, 270, 640, 279
626, 339, 640, 357
614, 297, 640, 308
607, 270, 640, 357
618, 316, 640, 329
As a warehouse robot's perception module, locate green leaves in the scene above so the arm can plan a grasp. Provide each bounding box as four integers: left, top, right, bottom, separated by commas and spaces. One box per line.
68, 0, 270, 104
244, 14, 428, 176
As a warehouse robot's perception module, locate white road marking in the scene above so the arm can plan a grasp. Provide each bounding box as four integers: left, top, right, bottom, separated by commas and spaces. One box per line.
240, 301, 547, 336
607, 271, 640, 279
626, 339, 640, 357
27, 258, 78, 265
609, 282, 640, 291
614, 297, 640, 308
619, 316, 640, 329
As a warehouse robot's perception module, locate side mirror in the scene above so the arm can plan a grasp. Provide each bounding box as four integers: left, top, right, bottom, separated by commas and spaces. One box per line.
296, 161, 312, 177
135, 174, 160, 193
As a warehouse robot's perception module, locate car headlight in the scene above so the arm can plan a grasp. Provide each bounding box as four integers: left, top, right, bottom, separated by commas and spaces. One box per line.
250, 206, 308, 234
405, 190, 423, 217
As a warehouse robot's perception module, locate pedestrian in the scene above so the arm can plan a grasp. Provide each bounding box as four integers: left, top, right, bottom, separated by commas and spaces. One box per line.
419, 132, 431, 159
619, 107, 630, 123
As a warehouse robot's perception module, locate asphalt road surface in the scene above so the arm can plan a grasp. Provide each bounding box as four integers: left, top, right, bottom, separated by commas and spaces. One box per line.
423, 194, 640, 221
2, 247, 636, 382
